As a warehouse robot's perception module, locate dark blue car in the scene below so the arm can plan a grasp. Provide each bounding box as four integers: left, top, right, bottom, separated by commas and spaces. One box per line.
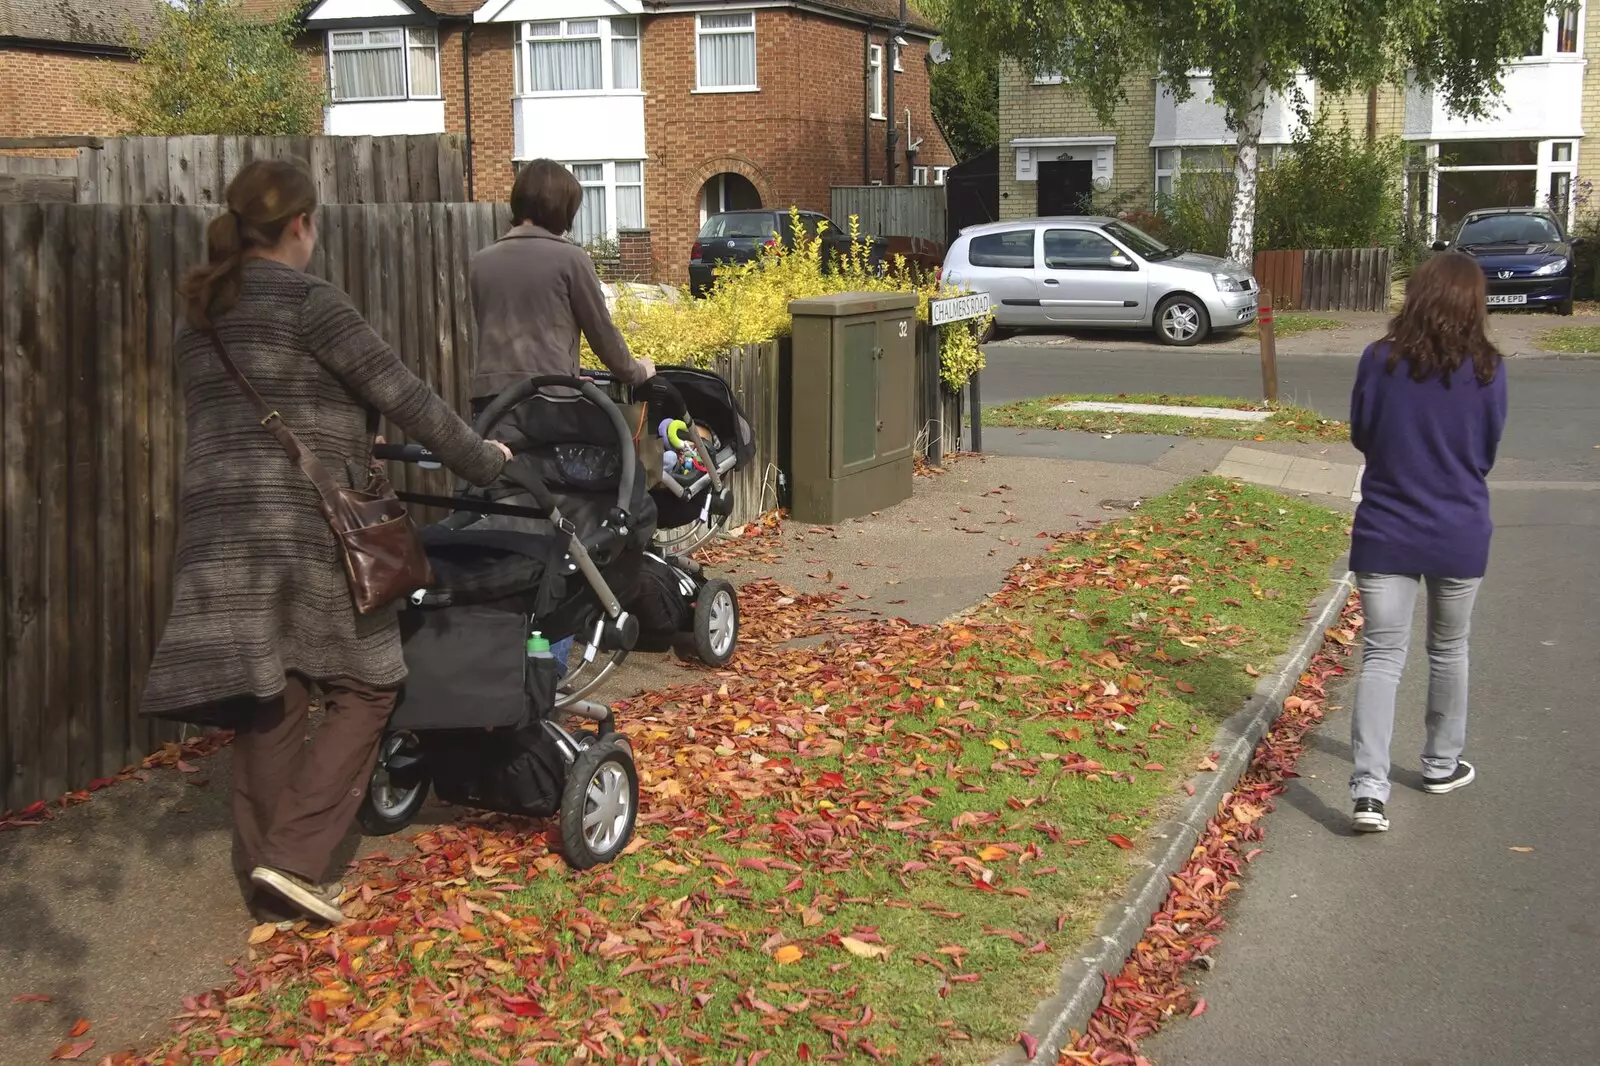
1433, 208, 1583, 316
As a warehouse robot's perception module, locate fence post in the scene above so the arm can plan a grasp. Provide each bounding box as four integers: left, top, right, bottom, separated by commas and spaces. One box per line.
968, 369, 983, 453
926, 324, 943, 466
1258, 290, 1279, 405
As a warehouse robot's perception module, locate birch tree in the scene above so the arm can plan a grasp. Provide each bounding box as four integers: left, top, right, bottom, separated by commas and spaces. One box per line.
939, 0, 1556, 268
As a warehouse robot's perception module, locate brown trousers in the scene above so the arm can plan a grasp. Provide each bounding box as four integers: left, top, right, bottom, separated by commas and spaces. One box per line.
230, 674, 396, 905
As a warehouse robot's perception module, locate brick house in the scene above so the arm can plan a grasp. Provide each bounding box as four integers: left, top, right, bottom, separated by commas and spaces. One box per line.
999, 1, 1599, 240
0, 0, 159, 143
301, 0, 955, 280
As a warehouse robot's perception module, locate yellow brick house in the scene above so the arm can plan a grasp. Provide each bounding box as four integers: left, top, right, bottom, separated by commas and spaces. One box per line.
998, 0, 1600, 238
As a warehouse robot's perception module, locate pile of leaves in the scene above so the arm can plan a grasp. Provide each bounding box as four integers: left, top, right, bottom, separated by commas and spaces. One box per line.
108, 480, 1344, 1065
0, 731, 234, 833
1056, 597, 1362, 1065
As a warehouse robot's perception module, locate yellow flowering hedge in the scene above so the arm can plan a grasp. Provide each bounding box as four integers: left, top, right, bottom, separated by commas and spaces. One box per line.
584, 210, 989, 391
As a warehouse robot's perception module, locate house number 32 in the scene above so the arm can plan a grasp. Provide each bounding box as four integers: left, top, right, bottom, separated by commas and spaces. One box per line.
897, 320, 908, 338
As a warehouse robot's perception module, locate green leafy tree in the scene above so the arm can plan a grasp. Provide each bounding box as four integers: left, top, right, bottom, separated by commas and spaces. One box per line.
940, 0, 1556, 267
93, 0, 324, 136
912, 0, 998, 164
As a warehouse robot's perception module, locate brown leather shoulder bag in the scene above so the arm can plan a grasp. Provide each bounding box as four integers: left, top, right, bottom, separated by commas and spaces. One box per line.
206, 330, 433, 615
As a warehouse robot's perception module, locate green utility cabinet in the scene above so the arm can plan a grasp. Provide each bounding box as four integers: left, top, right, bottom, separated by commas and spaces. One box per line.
786, 291, 918, 524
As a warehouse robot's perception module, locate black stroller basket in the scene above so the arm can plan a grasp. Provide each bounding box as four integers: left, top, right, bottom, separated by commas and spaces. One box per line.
360, 374, 742, 869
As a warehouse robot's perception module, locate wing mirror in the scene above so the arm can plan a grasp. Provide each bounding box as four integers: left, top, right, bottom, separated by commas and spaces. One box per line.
1571, 235, 1586, 248
1431, 240, 1450, 252
1110, 254, 1134, 269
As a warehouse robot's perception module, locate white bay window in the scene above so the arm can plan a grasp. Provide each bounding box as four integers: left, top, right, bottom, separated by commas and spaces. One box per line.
328, 27, 440, 102
562, 160, 647, 246
518, 17, 640, 95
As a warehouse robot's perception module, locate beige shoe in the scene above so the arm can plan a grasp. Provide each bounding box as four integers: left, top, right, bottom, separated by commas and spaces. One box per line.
250, 866, 345, 925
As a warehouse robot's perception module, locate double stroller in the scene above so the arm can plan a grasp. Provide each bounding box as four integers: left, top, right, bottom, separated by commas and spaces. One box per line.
359, 368, 754, 868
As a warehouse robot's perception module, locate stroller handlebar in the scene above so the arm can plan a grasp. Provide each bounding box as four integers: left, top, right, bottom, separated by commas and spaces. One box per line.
373, 442, 436, 464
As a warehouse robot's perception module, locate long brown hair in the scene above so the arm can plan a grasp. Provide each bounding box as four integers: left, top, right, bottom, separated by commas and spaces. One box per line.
1382, 250, 1502, 387
180, 160, 317, 329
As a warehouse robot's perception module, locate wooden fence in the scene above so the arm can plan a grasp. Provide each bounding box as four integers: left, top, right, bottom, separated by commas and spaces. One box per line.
831, 185, 947, 245
1254, 247, 1393, 312
0, 200, 840, 811
0, 134, 468, 206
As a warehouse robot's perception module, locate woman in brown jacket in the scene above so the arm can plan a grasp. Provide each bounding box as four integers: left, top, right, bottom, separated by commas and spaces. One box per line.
142, 161, 511, 926
468, 158, 655, 414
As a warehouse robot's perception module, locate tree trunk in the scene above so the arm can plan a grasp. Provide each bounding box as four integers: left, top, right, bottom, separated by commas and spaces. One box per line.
1226, 78, 1270, 270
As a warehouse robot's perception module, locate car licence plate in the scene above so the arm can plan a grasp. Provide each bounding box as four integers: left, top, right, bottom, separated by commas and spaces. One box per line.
1486, 294, 1527, 306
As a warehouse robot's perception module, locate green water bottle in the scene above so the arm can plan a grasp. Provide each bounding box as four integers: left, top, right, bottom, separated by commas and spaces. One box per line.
527, 630, 552, 659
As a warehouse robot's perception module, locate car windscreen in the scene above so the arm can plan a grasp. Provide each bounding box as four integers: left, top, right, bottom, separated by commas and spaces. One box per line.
1457, 214, 1563, 246
699, 214, 778, 240
1102, 220, 1178, 261
967, 230, 1036, 268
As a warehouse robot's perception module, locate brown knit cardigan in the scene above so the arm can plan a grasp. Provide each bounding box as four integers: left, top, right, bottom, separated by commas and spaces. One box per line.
141, 259, 505, 723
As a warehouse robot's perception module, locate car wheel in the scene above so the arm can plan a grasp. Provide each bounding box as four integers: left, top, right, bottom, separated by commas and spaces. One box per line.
1155, 294, 1210, 346
1558, 296, 1575, 317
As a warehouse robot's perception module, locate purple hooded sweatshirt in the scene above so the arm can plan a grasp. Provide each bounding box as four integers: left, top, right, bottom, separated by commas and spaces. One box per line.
1348, 341, 1508, 579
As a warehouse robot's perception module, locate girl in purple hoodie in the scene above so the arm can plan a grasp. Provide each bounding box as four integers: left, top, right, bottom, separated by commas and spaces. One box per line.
1346, 251, 1508, 833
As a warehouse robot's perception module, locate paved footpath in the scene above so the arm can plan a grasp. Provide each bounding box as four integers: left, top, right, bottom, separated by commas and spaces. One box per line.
981, 342, 1600, 1066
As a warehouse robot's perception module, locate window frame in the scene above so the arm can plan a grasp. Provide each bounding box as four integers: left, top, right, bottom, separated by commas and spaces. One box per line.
695, 10, 759, 93
967, 229, 1038, 269
517, 17, 642, 97
911, 165, 929, 185
933, 165, 949, 185
1042, 227, 1134, 272
326, 26, 442, 104
556, 160, 648, 245
868, 44, 885, 119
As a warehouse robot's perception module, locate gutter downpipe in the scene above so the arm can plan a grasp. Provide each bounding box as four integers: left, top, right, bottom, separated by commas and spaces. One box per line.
862, 24, 874, 184
463, 23, 476, 201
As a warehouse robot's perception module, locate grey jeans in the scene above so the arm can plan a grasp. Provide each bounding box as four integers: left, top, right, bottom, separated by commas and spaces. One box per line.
1350, 573, 1483, 802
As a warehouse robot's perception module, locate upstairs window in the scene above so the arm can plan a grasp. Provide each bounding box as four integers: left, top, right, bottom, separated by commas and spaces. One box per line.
869, 44, 884, 118
518, 17, 641, 94
612, 17, 640, 89
697, 11, 757, 91
1557, 4, 1580, 52
328, 27, 440, 102
524, 19, 602, 92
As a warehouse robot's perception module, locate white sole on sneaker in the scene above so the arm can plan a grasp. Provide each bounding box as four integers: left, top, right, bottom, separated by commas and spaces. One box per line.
250, 867, 344, 924
1423, 762, 1475, 795
1352, 812, 1390, 833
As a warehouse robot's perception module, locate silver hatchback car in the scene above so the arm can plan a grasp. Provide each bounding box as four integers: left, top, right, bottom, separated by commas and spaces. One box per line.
942, 217, 1259, 346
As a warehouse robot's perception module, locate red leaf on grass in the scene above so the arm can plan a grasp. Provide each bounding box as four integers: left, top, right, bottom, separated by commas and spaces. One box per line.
1174, 680, 1196, 693
1019, 1032, 1040, 1059
1106, 833, 1135, 850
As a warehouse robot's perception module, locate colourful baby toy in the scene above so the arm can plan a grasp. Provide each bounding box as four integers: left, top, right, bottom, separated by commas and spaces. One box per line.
658, 418, 707, 479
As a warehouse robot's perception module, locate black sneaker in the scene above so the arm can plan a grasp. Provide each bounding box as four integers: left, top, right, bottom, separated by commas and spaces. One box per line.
1423, 760, 1475, 795
1352, 797, 1390, 833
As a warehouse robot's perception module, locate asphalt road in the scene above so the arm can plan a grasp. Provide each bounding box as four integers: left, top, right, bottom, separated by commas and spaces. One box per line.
979, 343, 1600, 481
980, 337, 1600, 1066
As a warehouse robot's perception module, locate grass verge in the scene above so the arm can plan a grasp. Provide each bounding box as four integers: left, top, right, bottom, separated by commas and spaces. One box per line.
986, 393, 1349, 443
1535, 325, 1600, 354
1242, 313, 1343, 340
146, 479, 1346, 1066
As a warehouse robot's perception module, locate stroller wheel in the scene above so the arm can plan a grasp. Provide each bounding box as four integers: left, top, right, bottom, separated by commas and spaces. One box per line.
692, 579, 740, 667
358, 732, 431, 836
558, 736, 639, 870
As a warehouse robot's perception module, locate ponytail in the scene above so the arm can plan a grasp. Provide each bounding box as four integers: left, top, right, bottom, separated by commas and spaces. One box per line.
180, 161, 318, 329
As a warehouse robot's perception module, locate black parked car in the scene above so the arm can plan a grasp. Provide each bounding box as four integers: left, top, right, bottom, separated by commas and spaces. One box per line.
688, 208, 886, 295
1432, 207, 1583, 316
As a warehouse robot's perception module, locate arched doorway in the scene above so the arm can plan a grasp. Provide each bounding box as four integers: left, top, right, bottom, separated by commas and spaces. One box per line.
700, 172, 762, 224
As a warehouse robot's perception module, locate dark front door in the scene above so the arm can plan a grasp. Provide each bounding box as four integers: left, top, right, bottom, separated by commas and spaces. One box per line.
1037, 159, 1094, 216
